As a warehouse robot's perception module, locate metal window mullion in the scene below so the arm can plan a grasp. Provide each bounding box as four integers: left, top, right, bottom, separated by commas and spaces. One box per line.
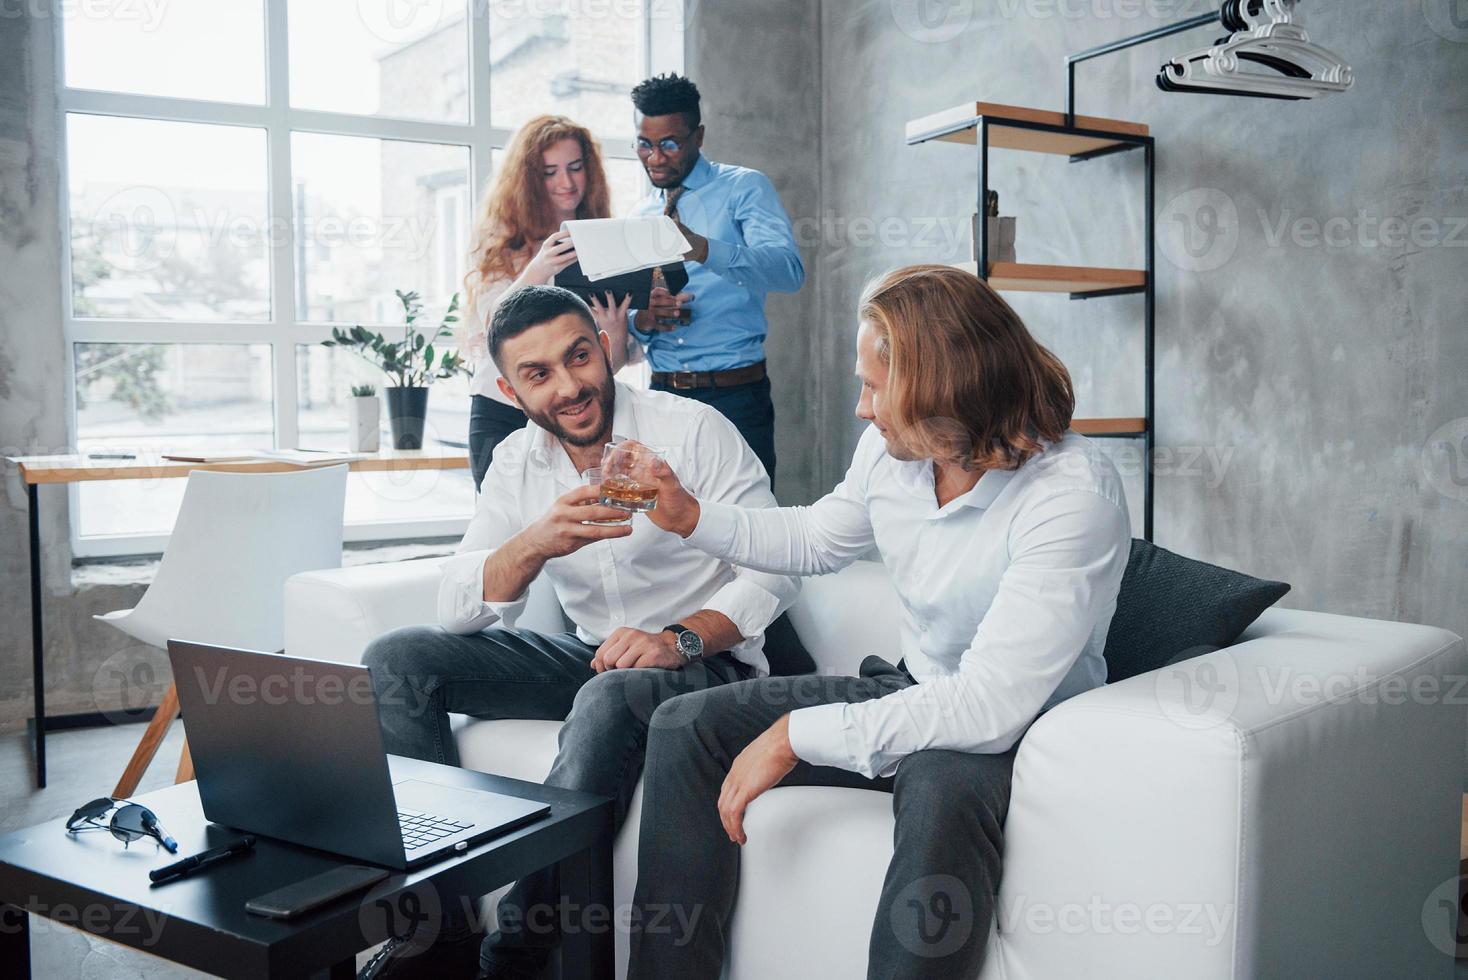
265, 0, 299, 449
470, 0, 494, 198
55, 12, 86, 557
59, 88, 270, 127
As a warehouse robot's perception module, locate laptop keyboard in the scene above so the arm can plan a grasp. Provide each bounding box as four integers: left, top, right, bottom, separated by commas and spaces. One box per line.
398, 808, 473, 851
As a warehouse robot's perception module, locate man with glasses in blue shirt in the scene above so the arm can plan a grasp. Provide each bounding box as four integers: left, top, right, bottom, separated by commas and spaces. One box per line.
626, 73, 805, 483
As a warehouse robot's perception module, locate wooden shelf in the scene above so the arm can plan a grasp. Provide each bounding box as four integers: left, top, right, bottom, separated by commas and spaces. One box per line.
950, 261, 1146, 295
1072, 418, 1147, 437
906, 101, 1149, 156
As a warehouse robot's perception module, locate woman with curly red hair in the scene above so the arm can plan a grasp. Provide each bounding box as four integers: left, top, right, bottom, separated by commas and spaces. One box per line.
461, 114, 636, 489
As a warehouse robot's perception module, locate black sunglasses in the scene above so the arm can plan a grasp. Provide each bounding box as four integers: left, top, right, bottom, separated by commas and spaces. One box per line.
66, 797, 178, 853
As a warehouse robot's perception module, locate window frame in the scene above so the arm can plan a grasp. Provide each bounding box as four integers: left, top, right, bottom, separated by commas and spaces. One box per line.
58, 0, 685, 558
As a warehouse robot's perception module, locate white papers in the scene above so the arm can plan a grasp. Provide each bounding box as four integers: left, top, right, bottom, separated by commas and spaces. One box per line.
562, 216, 691, 281
255, 449, 366, 465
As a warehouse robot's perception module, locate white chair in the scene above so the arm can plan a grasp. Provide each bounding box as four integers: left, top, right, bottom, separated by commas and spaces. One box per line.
103, 465, 349, 796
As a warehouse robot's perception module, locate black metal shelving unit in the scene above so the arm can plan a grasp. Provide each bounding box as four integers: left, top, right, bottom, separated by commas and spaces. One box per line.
906, 101, 1155, 540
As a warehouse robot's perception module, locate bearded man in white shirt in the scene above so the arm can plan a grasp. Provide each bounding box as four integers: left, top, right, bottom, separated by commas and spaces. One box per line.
359, 284, 797, 980
625, 264, 1133, 980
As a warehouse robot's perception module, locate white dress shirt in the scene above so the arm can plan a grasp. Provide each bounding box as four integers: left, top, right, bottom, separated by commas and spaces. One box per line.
438, 382, 799, 674
463, 280, 518, 404
685, 425, 1132, 777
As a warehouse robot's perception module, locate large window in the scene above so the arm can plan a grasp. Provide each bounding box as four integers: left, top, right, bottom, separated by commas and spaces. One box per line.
62, 0, 685, 556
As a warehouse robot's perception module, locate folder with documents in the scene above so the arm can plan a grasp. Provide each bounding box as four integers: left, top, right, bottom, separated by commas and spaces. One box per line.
561, 216, 691, 280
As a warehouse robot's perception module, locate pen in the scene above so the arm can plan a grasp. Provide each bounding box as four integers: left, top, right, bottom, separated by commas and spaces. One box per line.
88, 453, 136, 460
149, 835, 256, 885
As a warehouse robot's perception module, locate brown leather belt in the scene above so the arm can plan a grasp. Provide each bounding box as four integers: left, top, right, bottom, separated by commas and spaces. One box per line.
652, 361, 767, 391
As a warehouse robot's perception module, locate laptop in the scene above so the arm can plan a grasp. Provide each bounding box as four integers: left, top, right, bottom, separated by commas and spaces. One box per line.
167, 640, 551, 871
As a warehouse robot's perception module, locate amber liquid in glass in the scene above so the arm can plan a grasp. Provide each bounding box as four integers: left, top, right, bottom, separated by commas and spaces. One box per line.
600, 475, 659, 512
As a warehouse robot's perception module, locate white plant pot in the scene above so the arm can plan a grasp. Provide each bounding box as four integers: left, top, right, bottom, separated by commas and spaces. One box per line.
348, 396, 380, 453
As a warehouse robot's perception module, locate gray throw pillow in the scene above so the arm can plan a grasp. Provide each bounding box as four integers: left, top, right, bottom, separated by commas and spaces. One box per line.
1102, 539, 1290, 683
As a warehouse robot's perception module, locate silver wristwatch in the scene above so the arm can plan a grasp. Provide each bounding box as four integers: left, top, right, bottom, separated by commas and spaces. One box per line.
663, 623, 705, 662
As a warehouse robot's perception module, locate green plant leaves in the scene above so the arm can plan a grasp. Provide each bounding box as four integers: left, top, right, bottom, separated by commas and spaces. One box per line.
318, 290, 468, 389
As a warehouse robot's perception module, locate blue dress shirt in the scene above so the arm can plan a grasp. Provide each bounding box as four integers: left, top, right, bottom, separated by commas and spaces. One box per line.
627, 155, 804, 373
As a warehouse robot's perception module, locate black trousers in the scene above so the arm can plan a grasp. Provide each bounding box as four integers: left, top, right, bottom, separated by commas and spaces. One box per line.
651, 375, 776, 485
468, 394, 528, 491
627, 657, 1016, 980
361, 625, 753, 972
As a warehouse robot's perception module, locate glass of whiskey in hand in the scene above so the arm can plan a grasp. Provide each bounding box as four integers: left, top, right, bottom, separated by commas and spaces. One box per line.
599, 442, 666, 513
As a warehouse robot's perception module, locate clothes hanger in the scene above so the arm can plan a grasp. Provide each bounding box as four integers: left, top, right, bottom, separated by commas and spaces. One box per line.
1156, 0, 1353, 101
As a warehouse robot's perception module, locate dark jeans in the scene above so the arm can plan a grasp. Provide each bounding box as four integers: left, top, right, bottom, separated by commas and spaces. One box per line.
651, 375, 776, 485
361, 625, 752, 970
469, 394, 528, 491
627, 657, 1016, 980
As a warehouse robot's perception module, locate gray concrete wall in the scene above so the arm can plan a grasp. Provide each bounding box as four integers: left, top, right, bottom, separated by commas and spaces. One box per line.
686, 0, 824, 505
814, 0, 1468, 644
1, 12, 156, 736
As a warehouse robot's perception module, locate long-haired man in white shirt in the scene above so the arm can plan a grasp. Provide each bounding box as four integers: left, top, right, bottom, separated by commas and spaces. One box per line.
359, 284, 797, 980
625, 264, 1132, 979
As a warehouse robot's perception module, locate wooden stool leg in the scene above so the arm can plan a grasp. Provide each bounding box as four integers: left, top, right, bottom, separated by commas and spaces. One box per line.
113, 683, 180, 799
174, 736, 194, 784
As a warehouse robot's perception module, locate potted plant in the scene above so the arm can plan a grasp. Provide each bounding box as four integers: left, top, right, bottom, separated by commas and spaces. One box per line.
347, 384, 379, 453
322, 290, 468, 450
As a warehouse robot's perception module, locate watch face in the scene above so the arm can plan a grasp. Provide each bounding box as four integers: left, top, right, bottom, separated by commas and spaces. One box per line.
678, 630, 704, 658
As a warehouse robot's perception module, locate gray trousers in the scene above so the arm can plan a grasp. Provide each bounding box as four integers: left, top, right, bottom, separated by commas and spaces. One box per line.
627, 657, 1016, 980
361, 625, 751, 969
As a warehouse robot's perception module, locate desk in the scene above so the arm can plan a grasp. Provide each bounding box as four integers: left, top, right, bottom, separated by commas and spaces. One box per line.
0, 756, 613, 979
7, 449, 469, 789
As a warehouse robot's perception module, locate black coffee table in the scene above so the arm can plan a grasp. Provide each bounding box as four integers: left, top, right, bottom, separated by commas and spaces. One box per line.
0, 756, 614, 979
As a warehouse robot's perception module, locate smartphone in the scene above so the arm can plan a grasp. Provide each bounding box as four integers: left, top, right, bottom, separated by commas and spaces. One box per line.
245, 864, 388, 919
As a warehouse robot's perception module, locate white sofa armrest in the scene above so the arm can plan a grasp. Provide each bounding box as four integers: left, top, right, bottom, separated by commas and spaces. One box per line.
283, 556, 569, 664
989, 607, 1466, 980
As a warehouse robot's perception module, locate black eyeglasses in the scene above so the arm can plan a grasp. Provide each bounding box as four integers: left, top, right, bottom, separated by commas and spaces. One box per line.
634, 133, 693, 157
66, 797, 178, 853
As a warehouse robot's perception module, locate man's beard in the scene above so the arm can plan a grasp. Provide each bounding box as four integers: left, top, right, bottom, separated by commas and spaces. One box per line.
527, 375, 616, 448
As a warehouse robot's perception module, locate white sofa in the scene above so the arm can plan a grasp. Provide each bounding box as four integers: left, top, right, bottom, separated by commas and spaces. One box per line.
284, 557, 1466, 978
